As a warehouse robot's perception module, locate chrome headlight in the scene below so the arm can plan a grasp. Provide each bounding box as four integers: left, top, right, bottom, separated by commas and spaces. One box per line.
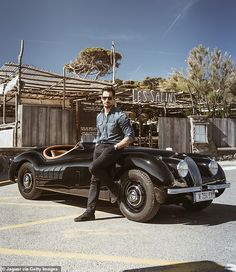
208, 159, 218, 176
177, 160, 189, 178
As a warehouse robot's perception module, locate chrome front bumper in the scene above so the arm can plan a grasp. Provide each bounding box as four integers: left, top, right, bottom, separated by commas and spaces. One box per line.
167, 183, 230, 195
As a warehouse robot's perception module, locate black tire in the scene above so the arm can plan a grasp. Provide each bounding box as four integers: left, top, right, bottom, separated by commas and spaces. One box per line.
119, 169, 160, 222
182, 199, 212, 211
17, 162, 42, 200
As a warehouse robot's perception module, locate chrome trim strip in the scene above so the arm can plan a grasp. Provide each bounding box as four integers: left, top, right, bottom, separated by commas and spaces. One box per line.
168, 183, 230, 195
207, 183, 230, 190
168, 186, 202, 194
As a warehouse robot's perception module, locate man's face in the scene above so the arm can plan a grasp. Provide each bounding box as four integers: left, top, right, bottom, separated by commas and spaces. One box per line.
101, 90, 115, 109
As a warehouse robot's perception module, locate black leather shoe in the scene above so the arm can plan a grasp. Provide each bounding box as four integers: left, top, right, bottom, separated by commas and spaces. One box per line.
74, 212, 95, 222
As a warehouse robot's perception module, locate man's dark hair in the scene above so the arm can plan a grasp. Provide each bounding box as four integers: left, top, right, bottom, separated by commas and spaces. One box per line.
102, 86, 115, 97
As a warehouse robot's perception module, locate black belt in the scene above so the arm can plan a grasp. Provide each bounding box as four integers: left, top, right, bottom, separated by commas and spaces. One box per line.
98, 141, 115, 144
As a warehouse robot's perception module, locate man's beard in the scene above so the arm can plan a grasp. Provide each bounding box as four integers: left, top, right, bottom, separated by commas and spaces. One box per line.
104, 103, 112, 110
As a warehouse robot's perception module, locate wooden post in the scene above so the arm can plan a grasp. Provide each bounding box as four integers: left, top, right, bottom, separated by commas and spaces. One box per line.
15, 40, 24, 147
75, 101, 81, 142
139, 122, 142, 146
18, 40, 24, 102
164, 102, 167, 117
3, 93, 6, 124
148, 124, 152, 147
63, 66, 66, 109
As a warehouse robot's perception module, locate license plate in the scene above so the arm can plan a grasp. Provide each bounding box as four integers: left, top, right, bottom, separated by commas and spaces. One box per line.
194, 191, 215, 203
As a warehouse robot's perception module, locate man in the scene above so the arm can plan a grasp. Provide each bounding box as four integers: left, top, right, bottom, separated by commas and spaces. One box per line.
74, 86, 135, 222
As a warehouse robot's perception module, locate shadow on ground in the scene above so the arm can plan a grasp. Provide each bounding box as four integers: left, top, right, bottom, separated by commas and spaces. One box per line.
122, 261, 236, 272
0, 180, 14, 187
149, 203, 236, 226
34, 193, 236, 225
38, 193, 123, 218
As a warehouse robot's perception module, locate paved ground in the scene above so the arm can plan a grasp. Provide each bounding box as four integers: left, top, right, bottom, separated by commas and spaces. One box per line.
218, 160, 236, 171
0, 161, 235, 272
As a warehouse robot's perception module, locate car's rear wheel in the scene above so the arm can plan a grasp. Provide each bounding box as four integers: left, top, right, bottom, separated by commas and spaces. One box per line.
17, 162, 42, 200
182, 199, 213, 211
118, 169, 160, 222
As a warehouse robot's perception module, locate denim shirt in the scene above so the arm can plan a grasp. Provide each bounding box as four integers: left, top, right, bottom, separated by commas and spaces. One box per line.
96, 106, 135, 144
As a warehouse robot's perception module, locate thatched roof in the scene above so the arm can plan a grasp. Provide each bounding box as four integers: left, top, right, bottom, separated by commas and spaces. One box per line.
0, 62, 196, 113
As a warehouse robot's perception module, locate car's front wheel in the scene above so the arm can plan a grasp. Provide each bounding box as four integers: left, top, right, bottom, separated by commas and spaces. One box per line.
119, 169, 160, 222
17, 162, 42, 200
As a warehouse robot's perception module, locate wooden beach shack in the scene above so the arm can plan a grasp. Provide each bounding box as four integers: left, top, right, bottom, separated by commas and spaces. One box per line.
0, 62, 114, 148
0, 62, 235, 160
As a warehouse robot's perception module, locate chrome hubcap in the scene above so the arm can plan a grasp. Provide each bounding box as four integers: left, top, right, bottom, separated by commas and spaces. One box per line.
23, 173, 33, 189
126, 184, 144, 209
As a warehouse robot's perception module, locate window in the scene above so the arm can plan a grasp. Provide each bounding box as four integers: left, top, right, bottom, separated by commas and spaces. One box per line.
193, 124, 208, 143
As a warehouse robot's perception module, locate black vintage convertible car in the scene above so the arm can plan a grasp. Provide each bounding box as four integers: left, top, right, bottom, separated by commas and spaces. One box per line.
9, 143, 230, 222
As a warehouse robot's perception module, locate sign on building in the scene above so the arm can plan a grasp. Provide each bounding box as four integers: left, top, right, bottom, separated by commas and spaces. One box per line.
133, 89, 176, 104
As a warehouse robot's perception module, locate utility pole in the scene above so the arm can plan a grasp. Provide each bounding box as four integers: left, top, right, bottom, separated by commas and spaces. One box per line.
112, 41, 116, 83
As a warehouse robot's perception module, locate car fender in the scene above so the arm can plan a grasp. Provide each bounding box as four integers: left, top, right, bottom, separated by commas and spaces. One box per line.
9, 151, 43, 181
121, 153, 175, 187
217, 163, 226, 179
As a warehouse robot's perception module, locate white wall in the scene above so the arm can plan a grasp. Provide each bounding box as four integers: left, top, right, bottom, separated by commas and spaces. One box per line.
0, 129, 14, 147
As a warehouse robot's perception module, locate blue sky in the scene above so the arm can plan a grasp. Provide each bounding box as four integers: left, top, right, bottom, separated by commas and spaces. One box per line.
0, 0, 235, 81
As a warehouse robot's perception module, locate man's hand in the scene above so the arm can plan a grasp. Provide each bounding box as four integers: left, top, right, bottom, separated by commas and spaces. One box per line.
115, 136, 134, 150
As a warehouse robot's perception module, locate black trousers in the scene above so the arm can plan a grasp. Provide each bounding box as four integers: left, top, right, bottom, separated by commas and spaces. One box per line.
86, 143, 121, 214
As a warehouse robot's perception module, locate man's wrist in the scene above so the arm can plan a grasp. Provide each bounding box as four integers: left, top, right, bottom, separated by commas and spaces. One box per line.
114, 144, 118, 150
